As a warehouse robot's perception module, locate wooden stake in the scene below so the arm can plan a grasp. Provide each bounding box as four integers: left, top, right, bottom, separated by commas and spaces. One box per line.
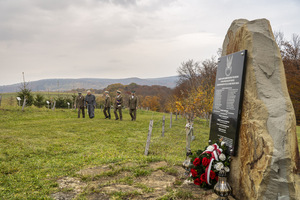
161, 115, 165, 137
144, 120, 154, 156
52, 101, 56, 110
22, 98, 26, 111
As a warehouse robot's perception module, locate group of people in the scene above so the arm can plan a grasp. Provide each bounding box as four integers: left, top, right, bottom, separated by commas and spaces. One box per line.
75, 90, 138, 121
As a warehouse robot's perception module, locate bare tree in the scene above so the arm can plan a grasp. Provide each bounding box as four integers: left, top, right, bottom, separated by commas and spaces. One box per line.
274, 30, 285, 52
177, 60, 202, 92
290, 34, 300, 70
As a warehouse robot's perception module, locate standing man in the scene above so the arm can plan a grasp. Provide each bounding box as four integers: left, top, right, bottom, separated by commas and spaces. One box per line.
128, 91, 138, 121
76, 92, 85, 118
103, 91, 111, 119
85, 90, 96, 119
114, 90, 123, 120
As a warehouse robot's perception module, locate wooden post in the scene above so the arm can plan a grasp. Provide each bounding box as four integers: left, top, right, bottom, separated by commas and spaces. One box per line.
52, 101, 56, 110
0, 95, 2, 106
175, 111, 178, 121
101, 105, 102, 112
161, 115, 165, 137
170, 112, 172, 128
22, 98, 26, 111
144, 120, 154, 156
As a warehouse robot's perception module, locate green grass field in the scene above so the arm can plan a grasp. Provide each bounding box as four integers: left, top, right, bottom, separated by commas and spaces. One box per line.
0, 102, 300, 199
0, 106, 211, 199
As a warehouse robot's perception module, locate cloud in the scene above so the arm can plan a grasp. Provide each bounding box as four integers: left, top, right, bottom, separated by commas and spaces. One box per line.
0, 0, 300, 86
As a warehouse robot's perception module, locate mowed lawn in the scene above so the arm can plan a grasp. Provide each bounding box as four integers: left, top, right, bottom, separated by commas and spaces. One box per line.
0, 107, 210, 199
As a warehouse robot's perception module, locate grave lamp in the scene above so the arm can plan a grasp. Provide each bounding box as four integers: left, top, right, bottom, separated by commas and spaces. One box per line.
214, 169, 232, 200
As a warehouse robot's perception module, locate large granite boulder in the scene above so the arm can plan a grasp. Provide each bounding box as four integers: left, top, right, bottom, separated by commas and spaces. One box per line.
222, 19, 300, 200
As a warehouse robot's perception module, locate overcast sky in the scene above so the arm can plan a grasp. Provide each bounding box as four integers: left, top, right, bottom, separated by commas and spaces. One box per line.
1, 0, 300, 86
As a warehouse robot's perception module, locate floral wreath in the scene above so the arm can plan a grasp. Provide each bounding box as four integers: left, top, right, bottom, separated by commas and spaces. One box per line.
189, 141, 231, 189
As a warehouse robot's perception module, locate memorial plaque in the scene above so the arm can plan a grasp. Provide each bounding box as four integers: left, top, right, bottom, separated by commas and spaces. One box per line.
209, 50, 247, 155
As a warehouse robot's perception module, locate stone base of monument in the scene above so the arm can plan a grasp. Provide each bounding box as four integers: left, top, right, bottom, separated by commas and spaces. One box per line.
220, 18, 300, 200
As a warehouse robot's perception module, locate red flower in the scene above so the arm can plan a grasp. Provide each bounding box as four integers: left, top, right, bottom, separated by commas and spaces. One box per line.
210, 170, 216, 179
191, 168, 198, 177
202, 157, 210, 167
200, 173, 206, 182
194, 178, 202, 185
193, 157, 201, 166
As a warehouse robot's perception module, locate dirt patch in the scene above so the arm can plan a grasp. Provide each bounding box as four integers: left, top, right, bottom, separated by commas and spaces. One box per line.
149, 161, 168, 170
139, 170, 175, 190
51, 192, 77, 200
51, 177, 87, 200
51, 162, 235, 199
87, 193, 110, 200
102, 184, 142, 193
76, 165, 112, 176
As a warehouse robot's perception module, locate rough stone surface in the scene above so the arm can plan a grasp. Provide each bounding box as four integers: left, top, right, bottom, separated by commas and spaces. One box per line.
222, 18, 300, 200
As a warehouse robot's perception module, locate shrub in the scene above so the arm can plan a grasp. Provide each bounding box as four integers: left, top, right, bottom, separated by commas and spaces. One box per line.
34, 94, 45, 108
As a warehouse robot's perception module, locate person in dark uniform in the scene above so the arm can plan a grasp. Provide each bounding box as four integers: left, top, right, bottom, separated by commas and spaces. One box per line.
85, 90, 96, 119
76, 92, 85, 118
103, 91, 111, 119
128, 91, 138, 121
114, 90, 123, 120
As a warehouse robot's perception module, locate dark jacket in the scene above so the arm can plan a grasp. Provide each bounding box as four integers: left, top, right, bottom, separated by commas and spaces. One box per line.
85, 94, 96, 107
76, 95, 85, 108
128, 95, 138, 109
105, 95, 111, 108
114, 94, 123, 108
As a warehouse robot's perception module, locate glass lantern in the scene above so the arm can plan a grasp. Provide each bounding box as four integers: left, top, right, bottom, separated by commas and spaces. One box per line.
214, 169, 232, 200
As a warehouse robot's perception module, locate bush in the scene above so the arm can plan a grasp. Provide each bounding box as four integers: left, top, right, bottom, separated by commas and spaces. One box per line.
55, 97, 72, 108
17, 88, 34, 106
34, 94, 45, 108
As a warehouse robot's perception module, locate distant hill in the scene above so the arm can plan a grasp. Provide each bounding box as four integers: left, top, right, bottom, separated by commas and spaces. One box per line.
0, 76, 179, 93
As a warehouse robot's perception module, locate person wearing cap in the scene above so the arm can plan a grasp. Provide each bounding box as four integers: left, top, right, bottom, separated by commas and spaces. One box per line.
114, 90, 123, 120
128, 91, 138, 121
76, 92, 85, 118
103, 91, 111, 119
85, 90, 96, 119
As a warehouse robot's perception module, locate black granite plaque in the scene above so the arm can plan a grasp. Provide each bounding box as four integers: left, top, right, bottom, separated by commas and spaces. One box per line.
209, 50, 247, 155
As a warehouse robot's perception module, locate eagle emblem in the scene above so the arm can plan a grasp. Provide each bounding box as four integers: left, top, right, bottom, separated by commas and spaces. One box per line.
225, 55, 233, 77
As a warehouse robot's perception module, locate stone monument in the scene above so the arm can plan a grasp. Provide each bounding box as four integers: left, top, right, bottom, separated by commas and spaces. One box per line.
222, 18, 300, 199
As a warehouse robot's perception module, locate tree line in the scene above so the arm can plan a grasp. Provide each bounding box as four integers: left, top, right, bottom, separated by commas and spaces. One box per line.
13, 31, 299, 124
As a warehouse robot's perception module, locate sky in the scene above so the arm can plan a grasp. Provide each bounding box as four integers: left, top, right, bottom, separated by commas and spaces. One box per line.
0, 0, 300, 86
